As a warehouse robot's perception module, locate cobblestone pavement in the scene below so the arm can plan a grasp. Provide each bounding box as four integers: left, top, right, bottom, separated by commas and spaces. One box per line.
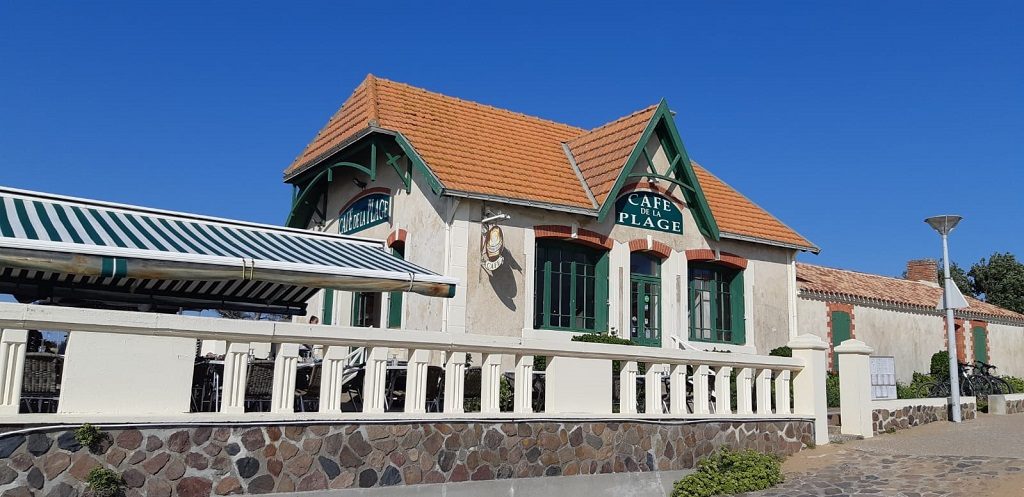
740, 415, 1024, 497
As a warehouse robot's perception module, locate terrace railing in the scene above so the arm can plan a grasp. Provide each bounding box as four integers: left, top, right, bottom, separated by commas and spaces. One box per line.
0, 302, 829, 444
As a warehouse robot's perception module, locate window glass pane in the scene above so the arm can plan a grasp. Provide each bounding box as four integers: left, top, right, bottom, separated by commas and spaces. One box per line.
630, 252, 660, 276
688, 264, 741, 344
535, 240, 604, 332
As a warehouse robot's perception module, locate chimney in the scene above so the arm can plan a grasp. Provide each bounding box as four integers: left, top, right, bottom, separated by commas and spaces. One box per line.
906, 259, 938, 284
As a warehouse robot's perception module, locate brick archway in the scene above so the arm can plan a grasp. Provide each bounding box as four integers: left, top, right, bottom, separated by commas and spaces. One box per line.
533, 225, 613, 250
627, 239, 672, 259
684, 249, 748, 270
386, 228, 408, 248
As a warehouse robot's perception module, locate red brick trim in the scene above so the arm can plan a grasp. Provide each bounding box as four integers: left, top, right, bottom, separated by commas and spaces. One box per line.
943, 318, 967, 363
337, 187, 392, 216
826, 302, 855, 371
685, 249, 748, 270
533, 225, 613, 250
968, 320, 990, 363
627, 239, 672, 259
386, 228, 408, 248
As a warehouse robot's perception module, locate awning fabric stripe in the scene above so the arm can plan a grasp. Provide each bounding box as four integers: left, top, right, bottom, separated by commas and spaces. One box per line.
0, 187, 456, 311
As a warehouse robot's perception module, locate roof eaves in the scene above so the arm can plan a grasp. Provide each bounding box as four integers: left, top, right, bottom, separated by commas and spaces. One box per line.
799, 288, 1024, 325
283, 126, 375, 183
561, 142, 599, 209
721, 231, 820, 253
695, 164, 817, 252
443, 189, 599, 217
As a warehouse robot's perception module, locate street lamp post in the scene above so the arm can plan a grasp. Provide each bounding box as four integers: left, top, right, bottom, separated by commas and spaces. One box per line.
925, 215, 964, 423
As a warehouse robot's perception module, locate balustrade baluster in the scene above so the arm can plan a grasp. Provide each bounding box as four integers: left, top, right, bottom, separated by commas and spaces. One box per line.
405, 349, 430, 414
0, 329, 27, 415
714, 366, 733, 414
774, 369, 792, 415
319, 345, 348, 412
443, 352, 466, 414
669, 363, 688, 415
220, 342, 250, 414
736, 367, 754, 415
620, 361, 638, 415
644, 363, 665, 415
513, 355, 533, 414
480, 354, 502, 413
693, 364, 711, 415
270, 344, 299, 413
756, 368, 773, 414
362, 347, 389, 413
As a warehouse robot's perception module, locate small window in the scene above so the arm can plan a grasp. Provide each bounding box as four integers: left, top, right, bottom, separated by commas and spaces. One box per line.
533, 240, 608, 332
688, 263, 744, 344
352, 292, 381, 328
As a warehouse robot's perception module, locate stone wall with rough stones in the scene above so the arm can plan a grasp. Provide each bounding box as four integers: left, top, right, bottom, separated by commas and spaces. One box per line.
994, 397, 1024, 415
872, 401, 976, 435
0, 419, 813, 496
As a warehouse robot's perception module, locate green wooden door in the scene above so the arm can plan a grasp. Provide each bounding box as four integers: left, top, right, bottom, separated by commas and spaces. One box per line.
972, 326, 988, 363
629, 252, 661, 347
831, 311, 852, 371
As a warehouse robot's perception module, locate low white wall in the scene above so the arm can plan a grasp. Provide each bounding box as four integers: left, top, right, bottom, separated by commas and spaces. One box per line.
59, 332, 195, 415
872, 397, 946, 411
989, 393, 1024, 415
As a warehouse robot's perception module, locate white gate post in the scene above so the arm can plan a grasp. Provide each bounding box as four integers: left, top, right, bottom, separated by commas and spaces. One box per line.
789, 334, 830, 446
0, 329, 28, 414
836, 339, 875, 438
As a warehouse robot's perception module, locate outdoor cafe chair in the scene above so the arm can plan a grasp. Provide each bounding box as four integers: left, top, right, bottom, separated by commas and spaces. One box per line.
20, 352, 63, 413
244, 359, 275, 412
295, 363, 321, 412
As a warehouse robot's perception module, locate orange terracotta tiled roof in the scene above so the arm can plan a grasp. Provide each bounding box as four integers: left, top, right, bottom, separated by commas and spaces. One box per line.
568, 105, 658, 204
287, 75, 591, 208
286, 74, 817, 250
693, 164, 816, 250
797, 263, 1024, 322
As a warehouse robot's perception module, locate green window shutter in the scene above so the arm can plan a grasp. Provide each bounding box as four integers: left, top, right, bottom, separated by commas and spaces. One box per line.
387, 246, 405, 329
595, 252, 609, 332
729, 271, 745, 345
321, 289, 334, 326
831, 311, 852, 370
972, 326, 988, 363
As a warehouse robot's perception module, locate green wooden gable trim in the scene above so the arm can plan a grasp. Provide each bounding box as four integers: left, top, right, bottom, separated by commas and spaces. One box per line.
284, 132, 445, 229
596, 100, 720, 241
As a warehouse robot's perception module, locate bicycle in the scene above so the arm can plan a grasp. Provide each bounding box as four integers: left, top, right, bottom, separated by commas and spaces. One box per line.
971, 361, 1013, 395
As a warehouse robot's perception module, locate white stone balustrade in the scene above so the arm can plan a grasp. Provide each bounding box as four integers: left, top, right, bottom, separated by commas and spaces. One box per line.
0, 302, 825, 441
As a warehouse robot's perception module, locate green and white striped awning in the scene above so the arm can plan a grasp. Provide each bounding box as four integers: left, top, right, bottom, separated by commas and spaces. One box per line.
0, 186, 455, 314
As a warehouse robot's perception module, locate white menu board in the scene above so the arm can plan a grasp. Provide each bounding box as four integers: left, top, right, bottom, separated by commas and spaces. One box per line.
870, 356, 897, 400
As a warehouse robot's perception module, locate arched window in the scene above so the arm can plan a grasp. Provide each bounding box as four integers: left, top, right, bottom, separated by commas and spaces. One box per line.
688, 263, 745, 344
533, 240, 609, 332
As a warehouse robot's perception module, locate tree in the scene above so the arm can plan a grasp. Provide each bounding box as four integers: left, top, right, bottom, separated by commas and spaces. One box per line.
940, 261, 977, 298
215, 310, 289, 321
969, 253, 1024, 314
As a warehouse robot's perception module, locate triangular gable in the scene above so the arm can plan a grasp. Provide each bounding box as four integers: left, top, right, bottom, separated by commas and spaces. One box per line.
589, 100, 720, 240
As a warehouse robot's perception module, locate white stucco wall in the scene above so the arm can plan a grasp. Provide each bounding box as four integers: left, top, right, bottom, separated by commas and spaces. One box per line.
988, 322, 1024, 378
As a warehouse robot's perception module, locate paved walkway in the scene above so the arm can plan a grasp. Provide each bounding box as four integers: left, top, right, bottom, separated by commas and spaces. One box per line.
741, 414, 1024, 497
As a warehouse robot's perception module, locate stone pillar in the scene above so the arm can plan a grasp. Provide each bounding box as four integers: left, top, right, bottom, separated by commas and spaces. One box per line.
270, 343, 299, 413
220, 342, 251, 414
789, 334, 830, 446
318, 345, 349, 413
669, 363, 688, 415
443, 352, 466, 414
513, 355, 533, 414
644, 364, 666, 415
693, 365, 711, 415
362, 347, 389, 414
836, 339, 875, 438
714, 366, 733, 414
735, 367, 754, 415
480, 354, 502, 414
0, 329, 28, 415
619, 361, 638, 415
404, 349, 431, 414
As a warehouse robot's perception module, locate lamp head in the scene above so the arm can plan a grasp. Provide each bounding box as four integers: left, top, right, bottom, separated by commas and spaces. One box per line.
924, 215, 962, 236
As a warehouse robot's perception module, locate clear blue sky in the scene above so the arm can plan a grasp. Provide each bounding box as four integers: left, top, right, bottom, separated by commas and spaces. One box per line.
1, 2, 1021, 277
